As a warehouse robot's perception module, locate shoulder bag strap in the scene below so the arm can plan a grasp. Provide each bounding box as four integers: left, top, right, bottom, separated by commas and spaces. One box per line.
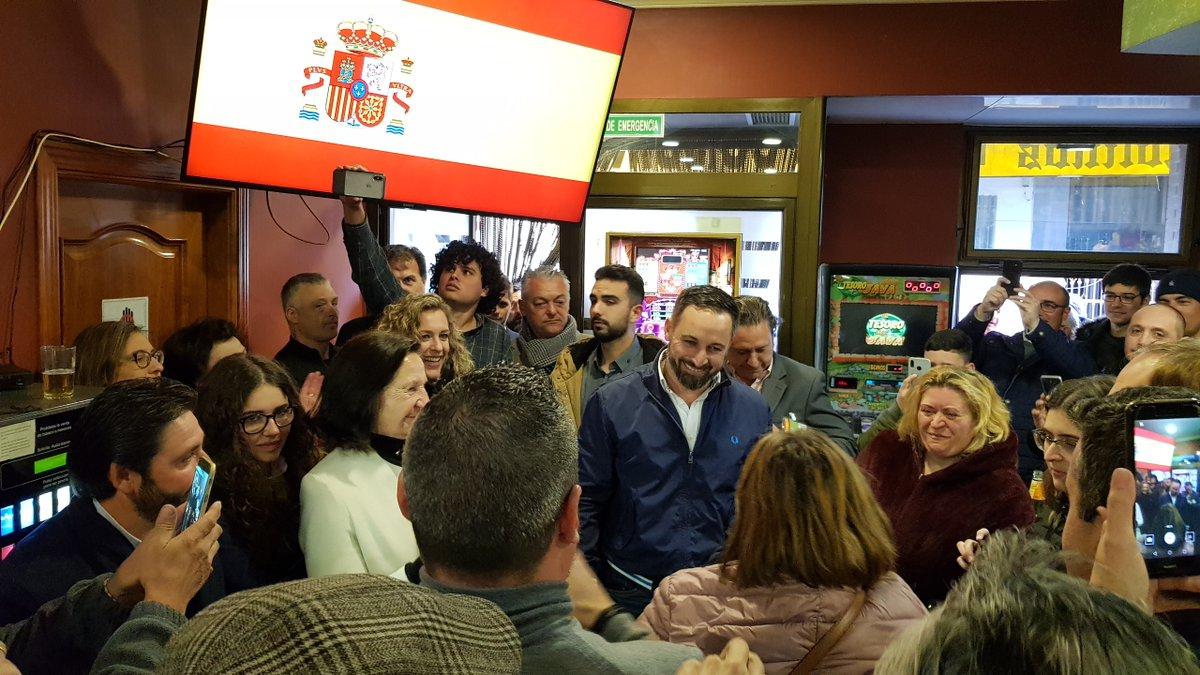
789, 588, 868, 675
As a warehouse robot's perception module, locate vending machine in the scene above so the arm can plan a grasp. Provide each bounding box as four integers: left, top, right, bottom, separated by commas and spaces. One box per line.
0, 385, 100, 559
815, 265, 957, 437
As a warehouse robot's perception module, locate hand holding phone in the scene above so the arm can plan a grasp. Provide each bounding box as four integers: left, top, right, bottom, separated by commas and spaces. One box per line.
1040, 375, 1063, 397
1000, 260, 1023, 297
908, 357, 932, 378
177, 456, 216, 535
1089, 468, 1151, 610
1127, 397, 1200, 578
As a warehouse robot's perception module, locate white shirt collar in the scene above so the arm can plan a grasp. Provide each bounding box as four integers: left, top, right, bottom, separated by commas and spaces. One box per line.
93, 498, 142, 547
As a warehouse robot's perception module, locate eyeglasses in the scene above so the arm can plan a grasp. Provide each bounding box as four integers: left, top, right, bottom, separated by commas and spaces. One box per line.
239, 406, 296, 434
129, 350, 165, 369
1038, 301, 1067, 312
1103, 292, 1144, 305
1033, 429, 1079, 452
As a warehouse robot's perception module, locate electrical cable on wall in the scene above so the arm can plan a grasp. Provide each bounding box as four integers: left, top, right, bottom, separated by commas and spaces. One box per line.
0, 131, 184, 362
266, 192, 331, 246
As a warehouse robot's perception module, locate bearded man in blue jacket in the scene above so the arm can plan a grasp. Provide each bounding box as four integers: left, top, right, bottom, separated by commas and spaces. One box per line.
578, 285, 772, 615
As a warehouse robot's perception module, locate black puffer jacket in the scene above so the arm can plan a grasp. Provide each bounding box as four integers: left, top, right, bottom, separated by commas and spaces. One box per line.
1074, 317, 1127, 375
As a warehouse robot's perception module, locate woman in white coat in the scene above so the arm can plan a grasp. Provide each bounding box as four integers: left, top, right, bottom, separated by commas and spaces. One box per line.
300, 331, 429, 577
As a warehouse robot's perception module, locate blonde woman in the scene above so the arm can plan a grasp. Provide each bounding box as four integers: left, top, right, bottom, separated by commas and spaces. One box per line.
376, 294, 474, 395
857, 367, 1033, 605
641, 429, 926, 674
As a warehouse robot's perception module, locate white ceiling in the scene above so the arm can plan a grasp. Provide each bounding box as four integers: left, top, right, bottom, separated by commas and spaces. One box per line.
621, 0, 1042, 6
825, 95, 1200, 126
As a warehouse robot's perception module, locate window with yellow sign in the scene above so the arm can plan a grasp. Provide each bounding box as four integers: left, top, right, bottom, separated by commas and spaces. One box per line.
969, 141, 1189, 257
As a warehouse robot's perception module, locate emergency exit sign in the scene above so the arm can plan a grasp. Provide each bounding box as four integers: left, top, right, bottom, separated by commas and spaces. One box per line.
604, 114, 665, 138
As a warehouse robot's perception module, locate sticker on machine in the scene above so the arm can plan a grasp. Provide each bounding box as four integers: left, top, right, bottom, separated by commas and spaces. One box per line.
0, 420, 36, 463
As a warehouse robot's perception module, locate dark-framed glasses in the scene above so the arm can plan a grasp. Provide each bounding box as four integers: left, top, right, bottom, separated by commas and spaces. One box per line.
1033, 429, 1079, 452
129, 350, 165, 369
1103, 292, 1143, 305
239, 406, 296, 434
1038, 301, 1067, 312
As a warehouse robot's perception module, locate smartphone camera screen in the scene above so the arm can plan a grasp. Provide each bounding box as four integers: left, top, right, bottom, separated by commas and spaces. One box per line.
1132, 415, 1200, 562
178, 460, 215, 535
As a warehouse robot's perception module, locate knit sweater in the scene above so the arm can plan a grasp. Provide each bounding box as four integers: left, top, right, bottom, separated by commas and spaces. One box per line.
421, 573, 701, 674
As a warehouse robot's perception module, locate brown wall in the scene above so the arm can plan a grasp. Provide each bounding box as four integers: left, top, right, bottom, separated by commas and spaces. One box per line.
0, 0, 361, 371
615, 0, 1200, 99
820, 124, 965, 267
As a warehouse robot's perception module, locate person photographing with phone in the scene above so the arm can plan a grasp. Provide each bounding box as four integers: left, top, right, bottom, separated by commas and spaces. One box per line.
955, 275, 1096, 484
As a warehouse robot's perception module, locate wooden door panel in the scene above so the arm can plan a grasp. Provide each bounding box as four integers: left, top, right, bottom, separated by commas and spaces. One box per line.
34, 139, 247, 349
60, 224, 186, 345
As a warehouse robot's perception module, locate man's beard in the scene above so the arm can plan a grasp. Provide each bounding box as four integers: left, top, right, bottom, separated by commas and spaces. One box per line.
130, 479, 188, 523
592, 317, 629, 343
668, 353, 717, 391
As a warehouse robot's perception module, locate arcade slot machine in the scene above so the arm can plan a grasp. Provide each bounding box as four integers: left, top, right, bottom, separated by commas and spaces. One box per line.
815, 265, 957, 437
607, 233, 740, 339
0, 385, 100, 559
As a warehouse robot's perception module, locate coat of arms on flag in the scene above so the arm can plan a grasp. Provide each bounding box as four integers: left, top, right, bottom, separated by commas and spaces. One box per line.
300, 20, 415, 128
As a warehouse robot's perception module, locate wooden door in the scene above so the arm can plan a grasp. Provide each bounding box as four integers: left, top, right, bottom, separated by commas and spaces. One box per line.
35, 139, 246, 348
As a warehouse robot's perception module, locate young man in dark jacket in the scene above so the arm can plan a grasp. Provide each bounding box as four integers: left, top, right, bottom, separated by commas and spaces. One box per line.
955, 278, 1095, 484
1073, 264, 1151, 375
578, 286, 772, 615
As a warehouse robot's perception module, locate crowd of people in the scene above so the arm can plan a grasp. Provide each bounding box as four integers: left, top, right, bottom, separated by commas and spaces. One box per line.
3, 196, 1200, 674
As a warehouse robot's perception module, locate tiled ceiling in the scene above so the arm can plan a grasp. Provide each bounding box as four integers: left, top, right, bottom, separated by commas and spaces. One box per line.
620, 0, 1046, 7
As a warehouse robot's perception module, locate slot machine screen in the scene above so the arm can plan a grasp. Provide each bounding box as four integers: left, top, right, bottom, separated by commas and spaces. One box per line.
836, 302, 940, 358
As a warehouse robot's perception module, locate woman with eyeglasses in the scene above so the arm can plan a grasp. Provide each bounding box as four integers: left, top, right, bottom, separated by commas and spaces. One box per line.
300, 331, 429, 577
73, 321, 165, 387
195, 354, 323, 586
956, 375, 1115, 570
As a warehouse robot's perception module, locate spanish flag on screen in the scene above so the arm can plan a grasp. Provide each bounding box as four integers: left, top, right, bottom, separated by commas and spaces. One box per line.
185, 0, 632, 223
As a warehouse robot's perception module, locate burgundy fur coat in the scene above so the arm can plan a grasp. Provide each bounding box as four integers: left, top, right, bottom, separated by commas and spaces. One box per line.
856, 430, 1034, 605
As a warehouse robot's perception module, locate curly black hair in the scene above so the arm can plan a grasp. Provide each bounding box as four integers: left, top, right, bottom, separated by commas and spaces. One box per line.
429, 240, 506, 316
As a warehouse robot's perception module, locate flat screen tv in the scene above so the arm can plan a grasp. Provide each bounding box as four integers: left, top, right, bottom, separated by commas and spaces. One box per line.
182, 0, 633, 223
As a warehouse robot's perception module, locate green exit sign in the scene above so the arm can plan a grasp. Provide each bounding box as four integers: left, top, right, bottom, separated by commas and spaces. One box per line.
604, 114, 665, 138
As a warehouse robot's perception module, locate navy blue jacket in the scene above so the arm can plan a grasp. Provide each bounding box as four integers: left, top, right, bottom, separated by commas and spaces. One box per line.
578, 361, 771, 584
955, 309, 1096, 478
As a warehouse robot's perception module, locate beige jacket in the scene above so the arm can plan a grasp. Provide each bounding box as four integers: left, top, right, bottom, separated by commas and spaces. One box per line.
638, 565, 926, 674
549, 334, 664, 428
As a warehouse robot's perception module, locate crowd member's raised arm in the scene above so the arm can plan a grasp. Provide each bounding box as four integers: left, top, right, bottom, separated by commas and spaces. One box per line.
1012, 289, 1096, 378
337, 164, 406, 315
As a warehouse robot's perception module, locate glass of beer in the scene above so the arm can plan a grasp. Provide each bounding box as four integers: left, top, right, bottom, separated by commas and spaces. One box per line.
40, 345, 76, 400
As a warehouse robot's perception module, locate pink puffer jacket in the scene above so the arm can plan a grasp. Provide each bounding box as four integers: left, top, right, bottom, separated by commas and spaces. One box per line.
638, 565, 926, 674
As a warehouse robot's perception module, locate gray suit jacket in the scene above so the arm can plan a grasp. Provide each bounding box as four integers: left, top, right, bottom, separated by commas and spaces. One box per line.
759, 353, 857, 456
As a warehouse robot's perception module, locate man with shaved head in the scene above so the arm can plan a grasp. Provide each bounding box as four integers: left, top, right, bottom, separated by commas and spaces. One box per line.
956, 277, 1096, 483
1124, 304, 1186, 360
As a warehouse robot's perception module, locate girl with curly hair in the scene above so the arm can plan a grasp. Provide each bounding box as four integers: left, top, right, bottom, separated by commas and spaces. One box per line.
376, 294, 474, 395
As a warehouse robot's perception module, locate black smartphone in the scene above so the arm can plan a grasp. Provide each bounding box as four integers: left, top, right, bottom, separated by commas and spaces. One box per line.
176, 456, 216, 535
1126, 398, 1200, 578
1040, 375, 1063, 396
1000, 260, 1023, 296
